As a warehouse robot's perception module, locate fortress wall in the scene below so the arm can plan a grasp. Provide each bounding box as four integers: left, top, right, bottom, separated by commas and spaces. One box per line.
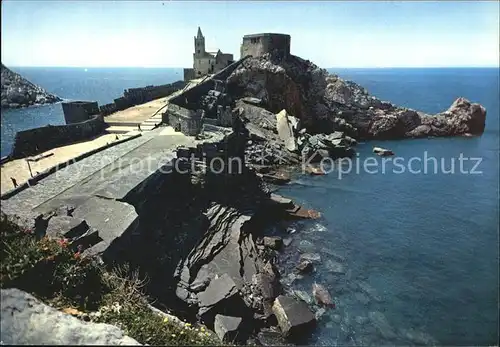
62, 101, 99, 124
240, 33, 291, 59
99, 81, 186, 115
10, 115, 107, 159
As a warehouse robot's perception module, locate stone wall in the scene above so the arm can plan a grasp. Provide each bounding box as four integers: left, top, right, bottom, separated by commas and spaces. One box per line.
184, 68, 195, 81
10, 115, 107, 159
62, 101, 99, 124
240, 33, 291, 59
164, 58, 252, 136
99, 81, 186, 116
164, 104, 203, 136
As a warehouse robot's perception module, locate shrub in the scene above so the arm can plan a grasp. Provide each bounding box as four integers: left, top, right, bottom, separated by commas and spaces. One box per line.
1, 215, 227, 346
0, 214, 104, 309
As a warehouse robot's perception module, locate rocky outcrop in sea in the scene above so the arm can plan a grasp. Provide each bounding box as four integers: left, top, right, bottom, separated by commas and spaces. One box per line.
227, 53, 487, 140
1, 64, 62, 109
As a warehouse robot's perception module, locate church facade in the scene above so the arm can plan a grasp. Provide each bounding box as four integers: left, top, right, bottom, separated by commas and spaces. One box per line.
183, 27, 234, 81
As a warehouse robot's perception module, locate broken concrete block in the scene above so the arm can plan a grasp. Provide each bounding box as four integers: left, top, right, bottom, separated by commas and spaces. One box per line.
197, 273, 239, 315
276, 110, 297, 152
214, 314, 243, 343
45, 216, 89, 239
272, 295, 316, 338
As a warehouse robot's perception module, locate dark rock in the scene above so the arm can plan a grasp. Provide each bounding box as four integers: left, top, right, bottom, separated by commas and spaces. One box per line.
253, 273, 282, 301
1, 64, 62, 109
282, 237, 293, 247
263, 236, 283, 250
315, 307, 327, 320
197, 273, 239, 316
70, 229, 102, 253
292, 290, 313, 305
295, 260, 313, 274
373, 146, 394, 156
227, 55, 486, 140
299, 252, 321, 263
214, 314, 244, 343
312, 283, 335, 308
45, 216, 90, 239
272, 295, 316, 338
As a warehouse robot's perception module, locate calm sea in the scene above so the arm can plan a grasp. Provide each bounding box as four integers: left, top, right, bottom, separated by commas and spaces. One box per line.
1, 67, 498, 345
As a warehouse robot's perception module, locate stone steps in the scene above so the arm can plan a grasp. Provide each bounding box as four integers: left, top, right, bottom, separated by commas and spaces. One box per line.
105, 125, 140, 134
104, 120, 142, 127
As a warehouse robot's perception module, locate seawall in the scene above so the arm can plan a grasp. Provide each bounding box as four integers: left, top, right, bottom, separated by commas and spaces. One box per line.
10, 115, 107, 159
100, 81, 186, 116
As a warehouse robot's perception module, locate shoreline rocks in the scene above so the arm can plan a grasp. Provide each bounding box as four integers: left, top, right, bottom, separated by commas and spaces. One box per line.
227, 54, 487, 141
1, 64, 62, 109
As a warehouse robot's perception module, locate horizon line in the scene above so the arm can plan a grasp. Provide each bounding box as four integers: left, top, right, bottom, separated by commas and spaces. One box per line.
4, 65, 500, 69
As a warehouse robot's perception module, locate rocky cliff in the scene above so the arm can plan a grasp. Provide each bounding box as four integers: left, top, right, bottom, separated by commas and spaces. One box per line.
227, 54, 487, 140
1, 64, 62, 109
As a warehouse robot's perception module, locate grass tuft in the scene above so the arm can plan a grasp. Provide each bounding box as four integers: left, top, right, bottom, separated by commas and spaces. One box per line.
0, 214, 224, 346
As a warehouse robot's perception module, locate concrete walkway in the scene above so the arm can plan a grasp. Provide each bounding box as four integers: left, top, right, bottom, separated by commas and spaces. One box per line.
1, 133, 129, 195
104, 78, 205, 134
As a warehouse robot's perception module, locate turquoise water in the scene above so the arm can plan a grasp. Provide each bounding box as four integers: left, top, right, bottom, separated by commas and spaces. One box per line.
1, 67, 498, 345
1, 67, 183, 157
278, 68, 499, 345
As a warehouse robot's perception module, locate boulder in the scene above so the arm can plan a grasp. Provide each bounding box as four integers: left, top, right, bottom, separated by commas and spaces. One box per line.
214, 314, 244, 343
276, 110, 298, 152
272, 295, 316, 338
299, 253, 321, 263
0, 288, 140, 345
282, 237, 293, 247
253, 273, 282, 301
373, 146, 394, 156
263, 236, 283, 250
292, 290, 313, 305
312, 283, 335, 308
295, 260, 314, 274
197, 273, 240, 316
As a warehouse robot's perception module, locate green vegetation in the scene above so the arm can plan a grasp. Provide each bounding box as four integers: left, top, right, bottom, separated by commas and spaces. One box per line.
0, 215, 221, 346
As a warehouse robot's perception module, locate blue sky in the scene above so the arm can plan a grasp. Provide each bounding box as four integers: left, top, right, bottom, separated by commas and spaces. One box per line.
1, 1, 499, 68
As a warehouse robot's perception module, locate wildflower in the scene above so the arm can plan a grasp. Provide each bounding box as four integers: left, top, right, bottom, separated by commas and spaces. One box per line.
77, 244, 84, 253
200, 327, 205, 332
45, 255, 55, 262
185, 323, 191, 327
171, 334, 176, 338
163, 317, 169, 323
73, 252, 81, 260
24, 228, 33, 234
57, 238, 69, 248
180, 331, 185, 335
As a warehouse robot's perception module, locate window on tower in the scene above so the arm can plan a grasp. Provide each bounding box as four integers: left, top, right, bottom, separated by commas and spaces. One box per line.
197, 50, 200, 54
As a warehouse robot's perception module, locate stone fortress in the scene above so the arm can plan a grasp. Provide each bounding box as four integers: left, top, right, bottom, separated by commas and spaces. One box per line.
171, 30, 292, 136
183, 28, 291, 81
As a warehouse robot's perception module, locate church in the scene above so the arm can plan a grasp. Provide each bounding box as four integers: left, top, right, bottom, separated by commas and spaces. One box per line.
183, 27, 234, 81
